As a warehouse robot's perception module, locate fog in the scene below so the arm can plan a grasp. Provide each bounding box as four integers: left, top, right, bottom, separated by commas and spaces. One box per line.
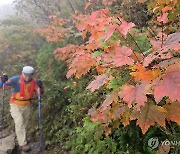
0, 0, 14, 6
0, 2, 15, 19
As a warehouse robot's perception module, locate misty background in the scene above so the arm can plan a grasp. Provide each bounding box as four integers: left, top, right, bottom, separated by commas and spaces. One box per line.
0, 2, 15, 19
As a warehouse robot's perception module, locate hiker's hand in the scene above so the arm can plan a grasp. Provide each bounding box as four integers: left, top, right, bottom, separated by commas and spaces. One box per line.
36, 80, 42, 88
1, 74, 8, 83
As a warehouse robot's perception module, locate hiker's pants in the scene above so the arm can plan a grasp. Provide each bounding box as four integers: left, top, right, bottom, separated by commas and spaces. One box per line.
10, 104, 30, 146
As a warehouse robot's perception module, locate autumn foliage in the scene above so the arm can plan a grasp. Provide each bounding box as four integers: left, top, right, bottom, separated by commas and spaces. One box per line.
36, 0, 180, 135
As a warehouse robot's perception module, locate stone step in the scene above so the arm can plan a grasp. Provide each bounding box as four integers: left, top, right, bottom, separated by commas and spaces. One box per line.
0, 133, 15, 154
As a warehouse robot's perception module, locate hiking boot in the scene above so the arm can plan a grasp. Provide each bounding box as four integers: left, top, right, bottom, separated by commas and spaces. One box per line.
21, 144, 31, 152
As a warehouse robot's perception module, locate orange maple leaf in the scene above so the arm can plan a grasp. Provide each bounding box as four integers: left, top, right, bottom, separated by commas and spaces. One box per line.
131, 63, 151, 81
163, 102, 180, 125
100, 90, 119, 111
131, 63, 161, 82
162, 6, 173, 13
130, 103, 167, 134
96, 66, 106, 74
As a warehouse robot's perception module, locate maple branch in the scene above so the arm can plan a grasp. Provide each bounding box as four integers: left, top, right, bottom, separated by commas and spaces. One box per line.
119, 33, 141, 63
116, 17, 145, 59
128, 33, 145, 57
147, 27, 158, 41
67, 0, 76, 14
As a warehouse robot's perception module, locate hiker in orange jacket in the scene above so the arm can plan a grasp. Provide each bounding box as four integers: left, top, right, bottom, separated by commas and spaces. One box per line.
0, 66, 43, 152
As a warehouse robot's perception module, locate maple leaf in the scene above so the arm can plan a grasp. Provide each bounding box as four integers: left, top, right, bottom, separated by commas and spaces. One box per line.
162, 6, 173, 13
102, 51, 114, 63
104, 24, 117, 42
112, 46, 134, 67
154, 63, 180, 103
86, 75, 109, 92
104, 127, 111, 137
119, 83, 150, 110
34, 17, 70, 43
130, 103, 167, 134
131, 63, 161, 82
90, 11, 99, 21
116, 18, 135, 36
143, 53, 172, 67
143, 44, 172, 67
157, 13, 169, 24
88, 108, 108, 123
155, 57, 180, 68
54, 44, 76, 61
100, 90, 119, 111
148, 33, 180, 54
112, 104, 129, 119
96, 65, 106, 74
164, 32, 180, 46
67, 51, 96, 78
163, 102, 180, 125
131, 63, 151, 81
164, 32, 180, 52
121, 109, 131, 126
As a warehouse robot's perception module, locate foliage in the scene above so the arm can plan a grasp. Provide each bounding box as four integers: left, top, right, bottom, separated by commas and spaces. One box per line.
32, 0, 180, 153
35, 0, 180, 153
67, 117, 118, 154
36, 38, 109, 153
51, 0, 179, 132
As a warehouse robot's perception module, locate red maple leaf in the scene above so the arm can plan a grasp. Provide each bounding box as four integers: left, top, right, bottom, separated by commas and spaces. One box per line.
154, 63, 180, 103
113, 46, 134, 67
116, 18, 135, 36
86, 75, 109, 92
157, 13, 169, 24
119, 83, 150, 110
90, 10, 99, 21
104, 24, 117, 42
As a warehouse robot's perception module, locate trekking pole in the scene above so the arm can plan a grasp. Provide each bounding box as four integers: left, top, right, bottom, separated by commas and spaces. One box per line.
1, 83, 5, 129
0, 82, 5, 143
38, 87, 42, 150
